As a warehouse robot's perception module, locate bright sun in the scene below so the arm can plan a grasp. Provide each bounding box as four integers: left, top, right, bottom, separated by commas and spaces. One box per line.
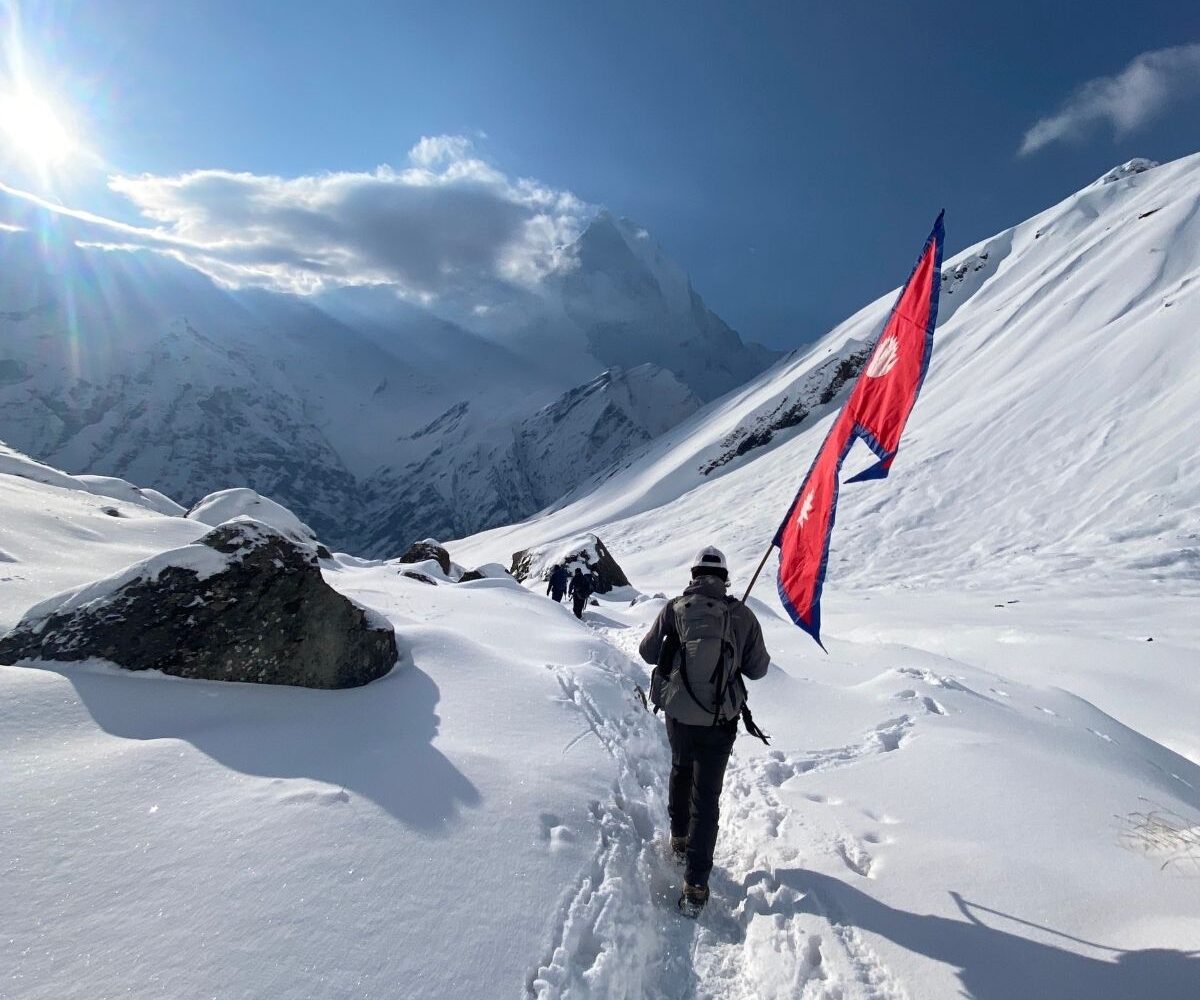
0, 89, 76, 169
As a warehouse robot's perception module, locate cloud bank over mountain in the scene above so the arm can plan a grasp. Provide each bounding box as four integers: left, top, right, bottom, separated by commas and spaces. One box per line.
1, 135, 594, 301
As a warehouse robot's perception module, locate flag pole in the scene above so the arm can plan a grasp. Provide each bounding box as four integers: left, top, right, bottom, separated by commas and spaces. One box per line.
740, 541, 776, 604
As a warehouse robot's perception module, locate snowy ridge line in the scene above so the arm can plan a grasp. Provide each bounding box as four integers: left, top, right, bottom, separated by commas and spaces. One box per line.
457, 151, 1200, 595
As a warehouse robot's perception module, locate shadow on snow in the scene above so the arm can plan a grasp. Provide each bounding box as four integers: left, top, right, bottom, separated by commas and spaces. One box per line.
781, 869, 1199, 1000
48, 655, 481, 834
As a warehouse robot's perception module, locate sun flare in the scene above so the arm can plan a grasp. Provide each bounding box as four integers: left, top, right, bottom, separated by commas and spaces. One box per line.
0, 88, 76, 169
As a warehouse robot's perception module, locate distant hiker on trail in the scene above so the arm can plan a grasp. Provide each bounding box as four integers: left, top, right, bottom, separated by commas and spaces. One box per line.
568, 567, 594, 619
547, 564, 568, 603
638, 545, 770, 918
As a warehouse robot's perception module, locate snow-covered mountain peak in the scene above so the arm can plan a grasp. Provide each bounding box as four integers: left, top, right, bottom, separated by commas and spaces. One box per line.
0, 201, 778, 551
570, 210, 694, 314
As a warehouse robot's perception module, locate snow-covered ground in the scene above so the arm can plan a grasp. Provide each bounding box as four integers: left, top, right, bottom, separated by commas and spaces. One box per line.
4, 482, 1196, 997
1, 467, 626, 998
4, 154, 1200, 999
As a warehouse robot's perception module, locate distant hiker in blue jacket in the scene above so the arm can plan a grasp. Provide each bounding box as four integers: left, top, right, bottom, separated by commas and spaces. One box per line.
547, 564, 569, 603
639, 545, 770, 917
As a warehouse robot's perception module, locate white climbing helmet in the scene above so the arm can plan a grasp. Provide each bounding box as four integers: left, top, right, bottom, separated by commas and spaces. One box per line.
690, 545, 728, 576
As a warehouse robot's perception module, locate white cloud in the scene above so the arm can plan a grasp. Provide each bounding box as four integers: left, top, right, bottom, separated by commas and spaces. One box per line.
407, 134, 476, 168
1020, 44, 1200, 156
0, 135, 595, 299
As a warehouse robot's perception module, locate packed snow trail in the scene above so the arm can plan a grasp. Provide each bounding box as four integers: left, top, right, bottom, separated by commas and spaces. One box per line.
530, 593, 1200, 1000
531, 604, 920, 1000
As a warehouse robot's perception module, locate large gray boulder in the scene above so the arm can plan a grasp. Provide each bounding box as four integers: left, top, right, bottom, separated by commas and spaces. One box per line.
398, 539, 452, 576
0, 518, 397, 689
510, 533, 630, 594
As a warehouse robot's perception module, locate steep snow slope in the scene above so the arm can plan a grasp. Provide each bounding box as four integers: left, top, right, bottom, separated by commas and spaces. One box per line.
443, 156, 1200, 996
458, 154, 1200, 594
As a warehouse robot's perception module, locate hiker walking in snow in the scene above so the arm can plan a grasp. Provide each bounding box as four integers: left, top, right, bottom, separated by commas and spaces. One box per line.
568, 568, 594, 619
638, 546, 770, 917
547, 564, 569, 603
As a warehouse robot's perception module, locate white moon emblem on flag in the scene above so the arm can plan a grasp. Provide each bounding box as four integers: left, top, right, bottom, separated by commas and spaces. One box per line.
797, 490, 815, 528
865, 335, 900, 378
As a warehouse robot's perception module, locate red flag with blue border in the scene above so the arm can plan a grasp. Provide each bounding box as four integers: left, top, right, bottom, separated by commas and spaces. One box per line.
774, 212, 944, 647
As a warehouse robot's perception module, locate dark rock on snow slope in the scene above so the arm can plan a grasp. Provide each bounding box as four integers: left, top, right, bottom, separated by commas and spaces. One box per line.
0, 519, 397, 689
510, 533, 630, 594
398, 539, 452, 576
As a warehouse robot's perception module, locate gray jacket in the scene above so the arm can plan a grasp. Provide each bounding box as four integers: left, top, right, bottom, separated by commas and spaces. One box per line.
638, 576, 770, 725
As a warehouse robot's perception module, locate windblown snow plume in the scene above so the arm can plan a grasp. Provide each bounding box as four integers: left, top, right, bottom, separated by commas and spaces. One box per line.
1020, 44, 1200, 154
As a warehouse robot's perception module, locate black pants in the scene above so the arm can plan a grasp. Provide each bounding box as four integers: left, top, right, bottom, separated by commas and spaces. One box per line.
666, 715, 736, 888
551, 588, 565, 603
571, 595, 587, 618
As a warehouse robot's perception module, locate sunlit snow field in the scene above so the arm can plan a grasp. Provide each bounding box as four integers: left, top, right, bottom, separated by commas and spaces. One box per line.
3, 155, 1199, 999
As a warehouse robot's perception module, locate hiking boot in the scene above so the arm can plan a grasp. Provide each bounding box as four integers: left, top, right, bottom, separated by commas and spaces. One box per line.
677, 882, 709, 919
669, 836, 688, 865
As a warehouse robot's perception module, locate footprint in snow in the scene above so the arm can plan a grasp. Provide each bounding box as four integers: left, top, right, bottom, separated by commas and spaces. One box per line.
895, 688, 947, 716
835, 835, 875, 878
872, 716, 912, 752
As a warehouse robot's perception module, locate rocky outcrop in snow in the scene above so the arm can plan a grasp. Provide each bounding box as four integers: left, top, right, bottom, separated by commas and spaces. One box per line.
510, 533, 629, 593
699, 342, 870, 475
458, 562, 511, 583
0, 519, 397, 688
398, 539, 452, 575
1096, 158, 1159, 186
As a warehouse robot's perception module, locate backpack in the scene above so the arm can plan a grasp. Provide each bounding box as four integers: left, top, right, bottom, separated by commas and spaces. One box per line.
648, 595, 770, 743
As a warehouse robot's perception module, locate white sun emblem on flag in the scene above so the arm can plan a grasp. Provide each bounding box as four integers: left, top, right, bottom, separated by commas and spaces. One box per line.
797, 489, 815, 528
865, 334, 900, 378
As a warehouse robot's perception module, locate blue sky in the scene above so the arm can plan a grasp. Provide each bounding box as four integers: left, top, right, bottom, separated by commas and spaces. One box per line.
3, 0, 1199, 347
